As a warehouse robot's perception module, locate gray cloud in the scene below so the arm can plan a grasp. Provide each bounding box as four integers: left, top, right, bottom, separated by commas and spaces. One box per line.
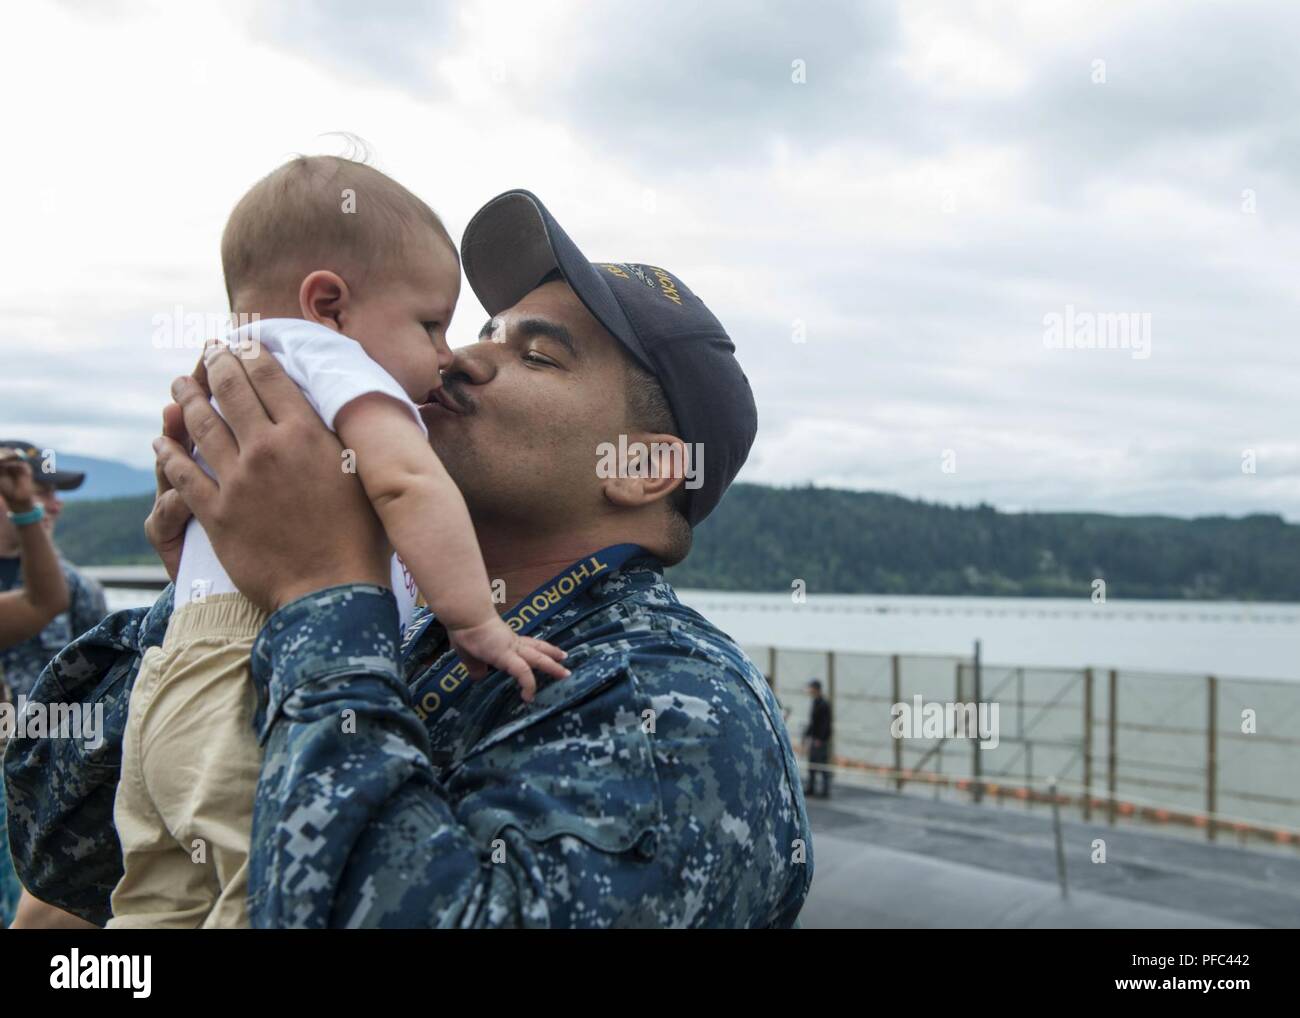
249, 0, 459, 94
544, 1, 912, 167
4, 0, 1295, 524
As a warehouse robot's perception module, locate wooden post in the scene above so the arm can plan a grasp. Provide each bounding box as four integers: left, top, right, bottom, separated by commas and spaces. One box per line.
954, 661, 962, 801
1107, 669, 1118, 826
1051, 778, 1069, 900
972, 640, 983, 805
826, 651, 836, 770
1018, 666, 1027, 806
1025, 742, 1033, 808
1207, 675, 1218, 843
891, 654, 902, 790
1017, 667, 1024, 741
1083, 668, 1093, 822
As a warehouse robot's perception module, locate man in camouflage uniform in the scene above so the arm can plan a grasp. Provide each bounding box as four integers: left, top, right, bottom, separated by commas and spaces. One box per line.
6, 191, 813, 928
0, 440, 107, 698
1, 441, 105, 927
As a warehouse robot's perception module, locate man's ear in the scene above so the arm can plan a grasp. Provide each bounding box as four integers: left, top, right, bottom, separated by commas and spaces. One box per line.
298, 270, 349, 331
601, 433, 687, 509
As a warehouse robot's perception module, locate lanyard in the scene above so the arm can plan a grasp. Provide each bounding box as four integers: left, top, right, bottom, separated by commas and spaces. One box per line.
405, 543, 646, 724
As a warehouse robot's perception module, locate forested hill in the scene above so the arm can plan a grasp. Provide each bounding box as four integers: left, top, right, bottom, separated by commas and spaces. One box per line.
52, 485, 1300, 601
667, 484, 1299, 600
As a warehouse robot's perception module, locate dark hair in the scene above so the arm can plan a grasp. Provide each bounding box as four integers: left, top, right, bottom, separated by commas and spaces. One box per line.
534, 268, 693, 564
623, 357, 693, 565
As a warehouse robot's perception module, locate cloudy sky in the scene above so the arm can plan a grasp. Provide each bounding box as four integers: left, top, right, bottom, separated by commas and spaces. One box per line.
1, 0, 1296, 519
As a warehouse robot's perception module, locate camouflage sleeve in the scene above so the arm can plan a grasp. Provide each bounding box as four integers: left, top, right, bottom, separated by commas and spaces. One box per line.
3, 586, 173, 925
247, 585, 810, 928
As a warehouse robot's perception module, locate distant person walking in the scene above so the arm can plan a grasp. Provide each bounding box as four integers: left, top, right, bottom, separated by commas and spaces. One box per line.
0, 441, 107, 699
803, 679, 833, 799
0, 447, 71, 927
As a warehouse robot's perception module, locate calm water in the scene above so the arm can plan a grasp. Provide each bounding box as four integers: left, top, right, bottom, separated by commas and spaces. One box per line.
106, 588, 1300, 683
677, 591, 1300, 684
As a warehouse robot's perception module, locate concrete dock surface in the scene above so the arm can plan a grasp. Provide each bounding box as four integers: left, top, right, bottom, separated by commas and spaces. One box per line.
799, 785, 1300, 929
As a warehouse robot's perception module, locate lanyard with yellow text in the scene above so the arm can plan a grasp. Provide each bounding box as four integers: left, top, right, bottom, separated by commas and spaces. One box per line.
405, 543, 646, 724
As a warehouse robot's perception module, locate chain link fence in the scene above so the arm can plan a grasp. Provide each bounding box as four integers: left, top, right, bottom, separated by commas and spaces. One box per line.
749, 645, 1300, 851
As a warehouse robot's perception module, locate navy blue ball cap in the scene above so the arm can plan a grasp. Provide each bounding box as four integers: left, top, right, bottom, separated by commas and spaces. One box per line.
0, 440, 84, 490
461, 189, 757, 527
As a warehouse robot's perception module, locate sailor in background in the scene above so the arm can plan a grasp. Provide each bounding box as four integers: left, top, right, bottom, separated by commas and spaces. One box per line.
803, 678, 834, 799
0, 440, 107, 699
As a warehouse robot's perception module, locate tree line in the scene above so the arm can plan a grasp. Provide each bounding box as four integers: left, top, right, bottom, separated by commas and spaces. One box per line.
51, 486, 1300, 601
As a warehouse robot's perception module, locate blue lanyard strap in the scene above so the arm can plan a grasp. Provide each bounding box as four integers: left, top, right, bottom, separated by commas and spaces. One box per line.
406, 543, 646, 723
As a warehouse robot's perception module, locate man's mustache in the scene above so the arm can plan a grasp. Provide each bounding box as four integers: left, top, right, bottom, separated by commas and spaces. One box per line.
437, 377, 475, 415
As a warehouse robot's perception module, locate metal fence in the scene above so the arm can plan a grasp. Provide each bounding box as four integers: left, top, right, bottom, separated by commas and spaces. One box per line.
748, 644, 1300, 851
86, 569, 1300, 849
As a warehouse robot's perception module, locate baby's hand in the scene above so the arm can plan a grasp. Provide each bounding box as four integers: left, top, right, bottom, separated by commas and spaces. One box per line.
447, 615, 569, 702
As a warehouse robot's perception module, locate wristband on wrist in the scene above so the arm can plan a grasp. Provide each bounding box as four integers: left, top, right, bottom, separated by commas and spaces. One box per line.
7, 504, 45, 527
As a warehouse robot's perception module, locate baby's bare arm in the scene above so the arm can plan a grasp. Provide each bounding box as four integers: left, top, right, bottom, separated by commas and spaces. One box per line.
334, 394, 496, 632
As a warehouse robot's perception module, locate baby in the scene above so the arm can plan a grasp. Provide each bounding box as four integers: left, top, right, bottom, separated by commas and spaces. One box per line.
108, 156, 568, 928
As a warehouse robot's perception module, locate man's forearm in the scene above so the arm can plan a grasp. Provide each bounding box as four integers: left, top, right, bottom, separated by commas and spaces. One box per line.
20, 518, 67, 615
248, 584, 475, 926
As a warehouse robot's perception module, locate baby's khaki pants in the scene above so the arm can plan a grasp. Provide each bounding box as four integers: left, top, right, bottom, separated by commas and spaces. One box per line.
108, 593, 267, 928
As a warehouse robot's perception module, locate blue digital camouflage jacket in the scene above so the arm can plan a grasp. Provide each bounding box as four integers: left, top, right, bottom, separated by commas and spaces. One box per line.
4, 555, 813, 927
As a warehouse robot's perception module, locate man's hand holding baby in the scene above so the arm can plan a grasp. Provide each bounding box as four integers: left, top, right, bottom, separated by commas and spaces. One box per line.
154, 343, 391, 612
